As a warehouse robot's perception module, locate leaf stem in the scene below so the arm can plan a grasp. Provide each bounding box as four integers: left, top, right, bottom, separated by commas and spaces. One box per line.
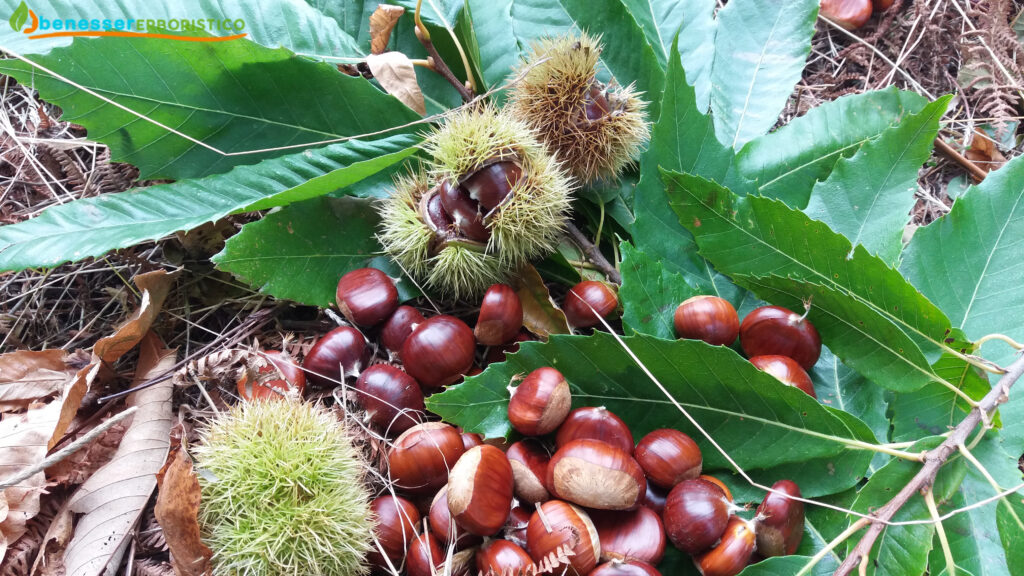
924, 489, 956, 576
413, 0, 474, 103
842, 439, 925, 461
796, 518, 869, 576
974, 333, 1024, 352
566, 222, 621, 284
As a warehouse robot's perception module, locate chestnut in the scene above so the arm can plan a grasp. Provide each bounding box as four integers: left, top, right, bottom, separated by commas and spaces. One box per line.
461, 431, 485, 450
237, 350, 305, 401
873, 0, 894, 10
440, 179, 490, 241
819, 0, 873, 30
485, 330, 531, 364
402, 315, 477, 391
463, 161, 522, 211
406, 531, 445, 576
476, 283, 524, 346
429, 485, 483, 550
563, 281, 619, 329
634, 429, 702, 489
368, 495, 420, 571
695, 516, 756, 576
640, 482, 669, 515
381, 305, 425, 359
699, 475, 733, 502
755, 479, 805, 557
590, 507, 666, 564
448, 445, 515, 536
354, 364, 425, 437
476, 539, 533, 576
336, 267, 399, 327
526, 500, 601, 576
303, 326, 368, 388
506, 439, 552, 504
663, 478, 731, 555
749, 355, 817, 398
556, 407, 634, 454
547, 439, 646, 511
673, 295, 739, 346
589, 560, 663, 576
509, 367, 572, 436
504, 506, 531, 549
740, 305, 821, 370
387, 422, 466, 494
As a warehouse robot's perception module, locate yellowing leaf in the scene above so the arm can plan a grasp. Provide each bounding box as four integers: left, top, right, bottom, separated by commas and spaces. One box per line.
367, 52, 427, 115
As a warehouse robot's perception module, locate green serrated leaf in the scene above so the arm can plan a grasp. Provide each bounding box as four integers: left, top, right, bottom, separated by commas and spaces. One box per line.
809, 347, 890, 453
736, 556, 837, 576
804, 97, 950, 264
618, 241, 700, 339
466, 0, 519, 91
709, 0, 818, 148
0, 135, 419, 272
736, 87, 928, 207
214, 196, 419, 306
0, 36, 419, 180
427, 332, 877, 497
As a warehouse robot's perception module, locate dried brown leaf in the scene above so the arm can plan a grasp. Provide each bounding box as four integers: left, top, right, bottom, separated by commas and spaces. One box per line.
512, 265, 570, 339
369, 4, 405, 55
964, 132, 1007, 179
0, 351, 72, 412
62, 332, 175, 576
154, 447, 211, 576
366, 52, 427, 115
29, 503, 72, 576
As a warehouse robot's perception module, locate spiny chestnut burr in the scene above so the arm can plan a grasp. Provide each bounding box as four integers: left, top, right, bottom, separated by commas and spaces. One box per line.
699, 475, 733, 503
368, 495, 421, 571
750, 355, 817, 398
448, 445, 515, 536
504, 506, 531, 549
429, 485, 484, 550
509, 367, 572, 436
336, 267, 399, 327
556, 407, 635, 454
755, 479, 805, 557
381, 305, 425, 359
589, 560, 663, 576
740, 305, 822, 370
476, 539, 534, 576
634, 429, 702, 489
564, 281, 619, 329
303, 326, 368, 388
402, 315, 476, 391
641, 482, 669, 515
673, 295, 740, 346
476, 283, 524, 346
387, 422, 466, 494
526, 500, 601, 576
506, 439, 552, 504
354, 364, 425, 437
819, 0, 873, 30
236, 350, 306, 401
663, 478, 731, 555
406, 531, 445, 576
590, 507, 666, 564
548, 439, 646, 511
695, 516, 756, 576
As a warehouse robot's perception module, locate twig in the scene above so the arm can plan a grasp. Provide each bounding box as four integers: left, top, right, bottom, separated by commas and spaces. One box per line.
834, 351, 1024, 575
565, 222, 622, 284
413, 0, 473, 103
934, 137, 989, 183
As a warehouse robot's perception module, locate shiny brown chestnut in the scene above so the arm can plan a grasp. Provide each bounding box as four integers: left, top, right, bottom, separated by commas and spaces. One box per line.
448, 445, 515, 536
303, 326, 368, 388
429, 485, 484, 550
663, 478, 731, 555
563, 281, 619, 329
750, 355, 817, 398
336, 267, 399, 327
555, 407, 635, 454
674, 295, 740, 346
476, 283, 524, 346
476, 539, 534, 576
368, 495, 420, 572
590, 507, 666, 564
463, 161, 523, 211
548, 439, 646, 511
589, 560, 663, 576
237, 350, 306, 401
695, 516, 756, 576
634, 429, 702, 489
440, 179, 490, 241
755, 479, 805, 557
381, 305, 425, 359
504, 506, 531, 549
355, 364, 425, 437
424, 189, 454, 233
402, 315, 477, 391
506, 439, 552, 504
462, 432, 485, 450
739, 305, 822, 370
820, 0, 873, 30
387, 422, 466, 494
640, 482, 669, 515
509, 367, 572, 436
406, 531, 445, 576
699, 475, 734, 502
526, 500, 601, 576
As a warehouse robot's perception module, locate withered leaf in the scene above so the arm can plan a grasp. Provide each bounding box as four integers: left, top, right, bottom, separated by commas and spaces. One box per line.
369, 4, 405, 55
512, 264, 570, 339
366, 52, 427, 116
0, 350, 72, 412
154, 447, 212, 576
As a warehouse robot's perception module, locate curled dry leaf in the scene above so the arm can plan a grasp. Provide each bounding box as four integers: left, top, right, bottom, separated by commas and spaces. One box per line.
369, 4, 405, 55
0, 350, 71, 413
366, 52, 427, 116
965, 132, 1007, 180
62, 332, 175, 576
154, 447, 212, 576
512, 264, 570, 339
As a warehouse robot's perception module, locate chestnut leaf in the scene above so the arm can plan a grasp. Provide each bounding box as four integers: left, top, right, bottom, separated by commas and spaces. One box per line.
619, 241, 702, 340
